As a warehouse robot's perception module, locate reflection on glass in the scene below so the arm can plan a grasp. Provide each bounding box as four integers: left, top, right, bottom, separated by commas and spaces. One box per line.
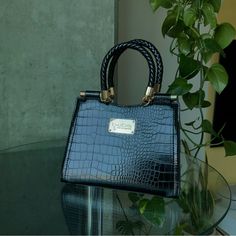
61, 184, 103, 235
61, 154, 231, 235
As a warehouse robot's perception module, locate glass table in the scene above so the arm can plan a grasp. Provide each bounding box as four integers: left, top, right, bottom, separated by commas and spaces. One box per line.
0, 140, 231, 235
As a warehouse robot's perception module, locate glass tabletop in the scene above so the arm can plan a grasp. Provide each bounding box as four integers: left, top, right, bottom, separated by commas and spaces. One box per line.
0, 140, 231, 235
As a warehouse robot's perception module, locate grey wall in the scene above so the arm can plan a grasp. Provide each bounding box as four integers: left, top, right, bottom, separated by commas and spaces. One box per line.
0, 0, 115, 149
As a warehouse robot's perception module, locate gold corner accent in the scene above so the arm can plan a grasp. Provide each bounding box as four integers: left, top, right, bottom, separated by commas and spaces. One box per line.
153, 83, 160, 94
170, 95, 178, 100
146, 86, 155, 96
100, 90, 112, 103
108, 87, 115, 98
80, 91, 86, 98
142, 86, 154, 104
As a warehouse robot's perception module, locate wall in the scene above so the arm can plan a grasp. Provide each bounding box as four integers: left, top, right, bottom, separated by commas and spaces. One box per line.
0, 0, 115, 149
117, 0, 177, 104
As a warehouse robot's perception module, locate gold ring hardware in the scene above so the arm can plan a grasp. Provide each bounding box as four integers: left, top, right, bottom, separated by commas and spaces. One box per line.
153, 83, 160, 94
170, 95, 178, 100
108, 87, 115, 98
142, 86, 155, 104
100, 90, 112, 103
80, 91, 86, 98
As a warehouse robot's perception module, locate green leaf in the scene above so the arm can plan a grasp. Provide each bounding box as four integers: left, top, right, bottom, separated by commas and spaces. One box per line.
182, 90, 205, 110
224, 141, 236, 156
179, 54, 201, 79
209, 0, 221, 13
138, 199, 148, 214
202, 3, 217, 29
191, 1, 200, 8
128, 192, 140, 203
142, 196, 165, 226
177, 191, 189, 213
116, 220, 132, 235
162, 13, 185, 38
206, 63, 228, 94
182, 92, 199, 110
160, 0, 173, 9
162, 13, 176, 37
174, 224, 186, 235
184, 26, 200, 39
201, 100, 211, 108
116, 220, 138, 235
132, 221, 145, 231
149, 0, 163, 12
178, 37, 192, 55
204, 38, 224, 54
202, 190, 215, 216
214, 23, 236, 49
202, 38, 225, 63
202, 119, 217, 136
183, 8, 197, 27
202, 52, 213, 64
167, 20, 185, 38
167, 77, 193, 95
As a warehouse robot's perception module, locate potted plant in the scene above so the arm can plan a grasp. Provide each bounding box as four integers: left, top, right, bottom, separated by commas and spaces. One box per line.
150, 0, 236, 157
116, 0, 236, 234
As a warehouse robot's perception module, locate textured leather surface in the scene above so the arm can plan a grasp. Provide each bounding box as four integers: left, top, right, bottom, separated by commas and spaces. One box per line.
62, 96, 180, 197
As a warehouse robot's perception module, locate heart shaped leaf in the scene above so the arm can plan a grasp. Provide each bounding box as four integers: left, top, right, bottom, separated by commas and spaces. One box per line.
224, 141, 236, 156
209, 0, 221, 13
179, 54, 201, 79
142, 196, 165, 226
183, 8, 197, 27
206, 63, 228, 94
202, 3, 217, 29
202, 119, 217, 136
214, 23, 236, 49
167, 77, 193, 95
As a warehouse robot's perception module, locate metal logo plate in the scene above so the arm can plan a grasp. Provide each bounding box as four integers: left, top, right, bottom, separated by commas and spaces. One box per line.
108, 118, 135, 134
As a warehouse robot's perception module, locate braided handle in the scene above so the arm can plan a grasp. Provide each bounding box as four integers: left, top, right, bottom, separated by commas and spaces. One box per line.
100, 41, 156, 102
107, 39, 163, 93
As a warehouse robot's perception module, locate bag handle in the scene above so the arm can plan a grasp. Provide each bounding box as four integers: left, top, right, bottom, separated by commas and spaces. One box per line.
107, 39, 163, 98
100, 41, 156, 103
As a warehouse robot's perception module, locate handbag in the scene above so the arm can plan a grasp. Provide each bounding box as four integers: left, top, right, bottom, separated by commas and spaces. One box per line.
61, 40, 180, 197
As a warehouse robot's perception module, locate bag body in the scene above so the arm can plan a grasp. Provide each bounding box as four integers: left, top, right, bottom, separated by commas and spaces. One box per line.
62, 40, 180, 197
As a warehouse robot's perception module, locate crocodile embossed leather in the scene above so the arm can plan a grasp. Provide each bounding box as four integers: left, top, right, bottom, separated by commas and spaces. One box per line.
62, 40, 180, 197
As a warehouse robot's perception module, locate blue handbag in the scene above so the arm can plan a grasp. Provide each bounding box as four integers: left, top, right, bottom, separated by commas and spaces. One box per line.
61, 40, 180, 197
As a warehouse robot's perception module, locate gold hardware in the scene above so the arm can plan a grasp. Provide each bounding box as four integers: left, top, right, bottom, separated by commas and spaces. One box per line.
170, 95, 178, 100
153, 83, 160, 94
142, 86, 155, 104
108, 87, 115, 98
100, 90, 112, 103
80, 91, 86, 98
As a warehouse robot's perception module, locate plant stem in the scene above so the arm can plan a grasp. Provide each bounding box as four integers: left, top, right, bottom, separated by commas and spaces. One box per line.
115, 192, 135, 236
193, 17, 205, 159
182, 128, 202, 135
181, 124, 201, 147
